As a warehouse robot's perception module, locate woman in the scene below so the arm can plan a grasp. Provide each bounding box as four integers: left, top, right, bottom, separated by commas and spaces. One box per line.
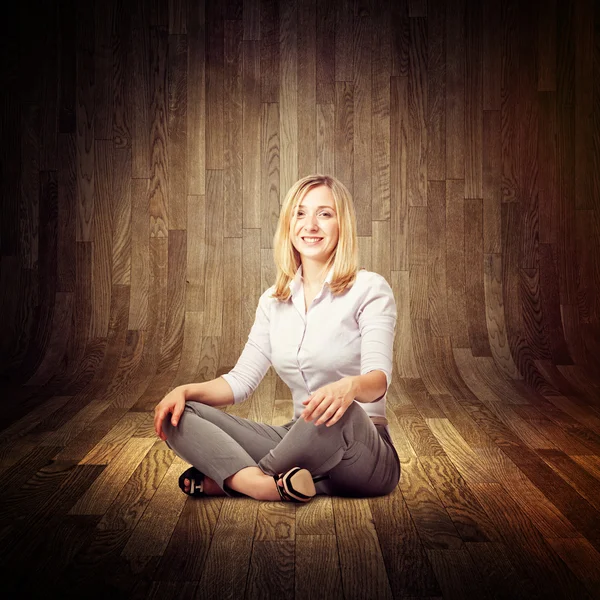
153, 174, 400, 502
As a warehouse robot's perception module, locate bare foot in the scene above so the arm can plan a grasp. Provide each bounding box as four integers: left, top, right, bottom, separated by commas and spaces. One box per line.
182, 475, 225, 496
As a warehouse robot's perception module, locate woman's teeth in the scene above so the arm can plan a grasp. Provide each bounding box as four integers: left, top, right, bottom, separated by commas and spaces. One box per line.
303, 237, 323, 244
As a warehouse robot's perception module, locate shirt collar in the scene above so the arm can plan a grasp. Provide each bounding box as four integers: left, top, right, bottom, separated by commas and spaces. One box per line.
289, 264, 334, 296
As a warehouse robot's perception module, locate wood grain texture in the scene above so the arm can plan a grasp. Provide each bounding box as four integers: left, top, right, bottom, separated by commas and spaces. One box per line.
1, 1, 599, 596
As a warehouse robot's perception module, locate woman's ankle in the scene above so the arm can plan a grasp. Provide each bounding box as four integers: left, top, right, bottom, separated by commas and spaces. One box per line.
225, 467, 280, 501
202, 476, 226, 496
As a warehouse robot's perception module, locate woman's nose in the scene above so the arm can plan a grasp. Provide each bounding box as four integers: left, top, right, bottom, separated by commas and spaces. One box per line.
305, 214, 319, 229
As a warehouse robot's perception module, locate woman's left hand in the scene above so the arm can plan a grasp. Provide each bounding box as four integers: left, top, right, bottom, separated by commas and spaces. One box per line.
301, 377, 357, 427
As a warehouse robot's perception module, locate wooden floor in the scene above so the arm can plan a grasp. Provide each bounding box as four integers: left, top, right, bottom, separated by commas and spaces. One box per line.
1, 365, 600, 598
1, 0, 600, 597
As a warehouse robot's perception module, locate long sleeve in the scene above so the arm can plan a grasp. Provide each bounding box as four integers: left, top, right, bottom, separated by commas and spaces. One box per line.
357, 274, 397, 400
221, 288, 274, 404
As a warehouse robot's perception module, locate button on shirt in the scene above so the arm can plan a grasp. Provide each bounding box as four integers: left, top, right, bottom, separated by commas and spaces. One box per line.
221, 266, 397, 422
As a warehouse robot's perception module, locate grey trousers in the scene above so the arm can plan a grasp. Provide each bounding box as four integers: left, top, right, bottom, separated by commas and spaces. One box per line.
163, 400, 400, 497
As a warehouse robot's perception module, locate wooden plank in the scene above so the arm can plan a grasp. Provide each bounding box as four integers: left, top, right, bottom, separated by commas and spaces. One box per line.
445, 0, 464, 179
297, 0, 316, 177
427, 0, 445, 182
407, 17, 427, 206
333, 497, 393, 599
538, 93, 558, 245
520, 268, 551, 360
466, 541, 541, 600
70, 438, 155, 515
334, 0, 353, 81
482, 110, 501, 253
243, 39, 261, 227
168, 0, 187, 34
148, 26, 169, 238
539, 449, 600, 513
471, 482, 591, 599
546, 537, 600, 599
427, 181, 449, 336
261, 102, 280, 251
483, 253, 520, 379
371, 0, 391, 220
400, 456, 463, 550
90, 140, 114, 337
129, 178, 150, 329
427, 547, 490, 599
353, 14, 372, 234
160, 230, 186, 372
20, 102, 40, 271
372, 220, 390, 283
296, 496, 335, 535
296, 535, 343, 600
315, 0, 334, 104
574, 0, 594, 210
334, 81, 353, 195
255, 500, 295, 540
243, 0, 260, 40
112, 147, 132, 286
500, 0, 519, 203
187, 0, 206, 194
390, 75, 408, 271
446, 180, 469, 347
261, 0, 279, 103
391, 0, 409, 78
246, 540, 295, 599
121, 455, 188, 557
518, 2, 540, 269
154, 495, 222, 581
219, 239, 242, 371
391, 272, 419, 377
433, 394, 494, 450
464, 0, 482, 199
79, 412, 151, 465
167, 33, 187, 230
75, 0, 95, 241
500, 442, 600, 540
426, 418, 496, 485
223, 19, 243, 239
203, 171, 224, 337
465, 199, 492, 356
197, 499, 258, 596
370, 488, 442, 597
279, 0, 298, 201
205, 0, 224, 169
420, 455, 498, 543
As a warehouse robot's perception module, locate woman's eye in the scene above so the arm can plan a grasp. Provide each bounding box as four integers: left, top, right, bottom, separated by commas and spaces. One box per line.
296, 212, 332, 217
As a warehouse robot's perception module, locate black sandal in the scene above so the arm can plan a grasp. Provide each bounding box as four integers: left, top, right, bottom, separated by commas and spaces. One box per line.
178, 466, 207, 497
274, 467, 321, 503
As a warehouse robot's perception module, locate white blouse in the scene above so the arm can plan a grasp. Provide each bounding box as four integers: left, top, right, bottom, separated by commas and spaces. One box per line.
221, 265, 397, 421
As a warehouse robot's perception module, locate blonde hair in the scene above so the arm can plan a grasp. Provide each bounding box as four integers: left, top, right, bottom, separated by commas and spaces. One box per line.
271, 174, 360, 302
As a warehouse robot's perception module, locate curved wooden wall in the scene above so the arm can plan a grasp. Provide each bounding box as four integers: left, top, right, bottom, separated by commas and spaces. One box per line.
2, 1, 600, 596
0, 0, 598, 420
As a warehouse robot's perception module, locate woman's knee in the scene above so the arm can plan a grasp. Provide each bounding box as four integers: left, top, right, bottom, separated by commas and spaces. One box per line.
161, 404, 195, 441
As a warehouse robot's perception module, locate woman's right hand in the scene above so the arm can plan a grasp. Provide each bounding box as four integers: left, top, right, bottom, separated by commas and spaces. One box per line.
153, 386, 187, 441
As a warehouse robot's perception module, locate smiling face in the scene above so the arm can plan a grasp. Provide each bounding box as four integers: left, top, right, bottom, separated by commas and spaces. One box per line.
289, 185, 340, 267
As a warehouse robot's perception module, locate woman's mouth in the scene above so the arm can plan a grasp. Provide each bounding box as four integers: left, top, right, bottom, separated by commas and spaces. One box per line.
302, 237, 323, 245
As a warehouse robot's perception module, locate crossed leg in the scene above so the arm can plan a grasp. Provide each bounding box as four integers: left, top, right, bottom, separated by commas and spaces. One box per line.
163, 401, 399, 500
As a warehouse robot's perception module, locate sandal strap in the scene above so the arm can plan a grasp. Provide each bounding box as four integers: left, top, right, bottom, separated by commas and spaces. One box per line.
179, 467, 206, 497
273, 474, 294, 501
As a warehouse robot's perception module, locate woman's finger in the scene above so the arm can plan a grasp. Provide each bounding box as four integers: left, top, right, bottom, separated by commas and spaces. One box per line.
306, 396, 333, 423
315, 402, 338, 426
301, 394, 320, 419
155, 406, 170, 438
171, 403, 184, 426
325, 405, 347, 427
